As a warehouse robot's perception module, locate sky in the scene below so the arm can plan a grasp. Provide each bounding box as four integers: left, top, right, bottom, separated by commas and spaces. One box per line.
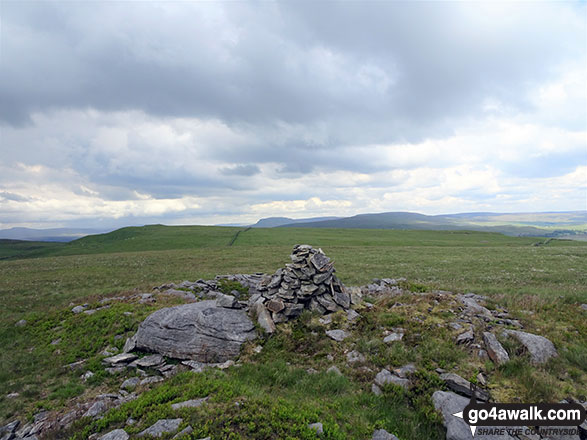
0, 0, 586, 229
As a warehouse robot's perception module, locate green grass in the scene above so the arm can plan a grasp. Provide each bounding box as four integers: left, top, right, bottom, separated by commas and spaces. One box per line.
0, 225, 586, 436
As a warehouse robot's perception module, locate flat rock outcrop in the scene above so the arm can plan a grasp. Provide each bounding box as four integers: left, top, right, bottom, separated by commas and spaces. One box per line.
134, 301, 256, 362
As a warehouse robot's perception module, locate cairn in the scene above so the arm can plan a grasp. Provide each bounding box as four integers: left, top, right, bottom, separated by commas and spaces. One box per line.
252, 245, 351, 325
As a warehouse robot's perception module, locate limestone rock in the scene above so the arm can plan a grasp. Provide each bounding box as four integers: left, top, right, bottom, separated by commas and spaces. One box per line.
482, 332, 509, 365
120, 377, 140, 390
432, 391, 516, 440
138, 419, 183, 437
440, 372, 489, 401
502, 329, 557, 364
134, 301, 256, 362
102, 353, 137, 366
252, 302, 276, 334
171, 397, 208, 410
98, 429, 129, 440
346, 350, 366, 364
308, 422, 323, 435
326, 329, 348, 341
372, 429, 399, 440
375, 369, 410, 390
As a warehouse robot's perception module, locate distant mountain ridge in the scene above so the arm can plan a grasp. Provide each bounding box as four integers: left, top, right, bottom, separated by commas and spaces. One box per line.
259, 211, 587, 238
0, 227, 114, 242
251, 216, 342, 228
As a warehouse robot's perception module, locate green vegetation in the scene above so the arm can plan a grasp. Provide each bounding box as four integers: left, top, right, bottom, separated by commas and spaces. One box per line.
0, 225, 586, 438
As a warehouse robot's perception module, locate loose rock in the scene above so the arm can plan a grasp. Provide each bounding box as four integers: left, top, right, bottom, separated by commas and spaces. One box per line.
138, 419, 183, 437
502, 329, 558, 364
440, 373, 490, 401
374, 369, 410, 390
482, 332, 510, 365
326, 329, 348, 342
308, 422, 323, 435
171, 397, 208, 410
372, 429, 399, 440
98, 429, 129, 440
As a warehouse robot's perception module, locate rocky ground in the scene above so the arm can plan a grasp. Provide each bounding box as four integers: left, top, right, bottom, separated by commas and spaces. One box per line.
2, 246, 585, 440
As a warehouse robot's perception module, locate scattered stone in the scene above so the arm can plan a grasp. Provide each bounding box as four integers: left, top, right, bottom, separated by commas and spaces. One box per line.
98, 429, 129, 440
81, 371, 95, 382
172, 426, 193, 439
132, 354, 165, 368
102, 353, 137, 366
83, 400, 113, 418
83, 309, 97, 315
101, 346, 118, 356
252, 302, 276, 334
71, 305, 87, 314
477, 373, 487, 387
15, 319, 27, 327
319, 316, 332, 325
126, 418, 136, 426
371, 384, 382, 395
346, 309, 360, 322
1, 420, 20, 435
346, 350, 366, 364
440, 373, 489, 401
138, 418, 183, 437
393, 363, 417, 378
326, 329, 348, 342
140, 376, 164, 385
123, 334, 137, 353
372, 429, 399, 440
455, 327, 474, 345
581, 304, 587, 311
6, 392, 19, 399
482, 332, 510, 365
374, 369, 410, 390
459, 295, 493, 319
266, 299, 285, 313
216, 292, 239, 308
106, 366, 126, 375
383, 331, 404, 343
449, 322, 463, 330
120, 377, 140, 390
326, 365, 343, 376
502, 329, 558, 364
253, 345, 263, 353
171, 397, 208, 410
308, 422, 323, 435
432, 391, 516, 440
306, 368, 318, 374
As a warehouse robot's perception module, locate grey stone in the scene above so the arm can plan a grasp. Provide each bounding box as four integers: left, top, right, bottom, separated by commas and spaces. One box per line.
134, 301, 256, 362
432, 391, 516, 440
316, 294, 339, 312
15, 319, 27, 327
440, 373, 490, 401
72, 305, 86, 314
346, 309, 360, 322
266, 299, 285, 313
83, 399, 113, 418
161, 289, 196, 300
346, 350, 366, 364
310, 253, 331, 271
326, 329, 348, 342
1, 421, 20, 434
123, 334, 137, 353
140, 376, 164, 385
313, 271, 333, 284
374, 369, 410, 389
459, 295, 494, 318
120, 377, 140, 390
300, 283, 319, 295
216, 293, 239, 308
171, 397, 208, 410
326, 365, 343, 376
482, 332, 510, 365
253, 302, 276, 334
372, 429, 399, 440
503, 329, 558, 364
383, 332, 404, 343
456, 327, 474, 345
172, 426, 193, 439
371, 383, 382, 395
103, 353, 137, 365
581, 304, 587, 311
333, 289, 351, 309
393, 363, 417, 378
98, 429, 129, 440
133, 354, 165, 368
138, 418, 183, 437
308, 422, 323, 435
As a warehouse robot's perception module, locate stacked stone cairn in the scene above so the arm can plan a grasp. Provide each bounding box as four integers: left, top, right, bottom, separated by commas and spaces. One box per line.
251, 245, 351, 327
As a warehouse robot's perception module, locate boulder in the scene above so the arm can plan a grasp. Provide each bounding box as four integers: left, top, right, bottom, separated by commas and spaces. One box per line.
439, 372, 489, 401
171, 397, 208, 410
326, 329, 348, 342
502, 330, 557, 364
482, 332, 509, 365
138, 419, 182, 437
432, 391, 517, 440
252, 303, 276, 334
308, 422, 323, 435
374, 369, 410, 390
372, 429, 399, 440
98, 429, 129, 440
134, 301, 256, 362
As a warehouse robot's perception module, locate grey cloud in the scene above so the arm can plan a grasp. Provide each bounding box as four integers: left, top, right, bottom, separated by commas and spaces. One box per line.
0, 191, 30, 202
2, 1, 584, 145
220, 164, 260, 176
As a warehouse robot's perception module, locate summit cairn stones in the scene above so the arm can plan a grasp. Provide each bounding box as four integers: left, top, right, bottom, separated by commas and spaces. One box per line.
254, 245, 351, 324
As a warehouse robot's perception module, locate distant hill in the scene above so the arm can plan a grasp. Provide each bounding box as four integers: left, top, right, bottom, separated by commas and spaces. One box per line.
251, 216, 341, 228
0, 227, 114, 242
269, 211, 587, 238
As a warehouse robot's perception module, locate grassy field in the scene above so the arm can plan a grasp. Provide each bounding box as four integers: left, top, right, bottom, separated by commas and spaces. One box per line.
0, 226, 586, 438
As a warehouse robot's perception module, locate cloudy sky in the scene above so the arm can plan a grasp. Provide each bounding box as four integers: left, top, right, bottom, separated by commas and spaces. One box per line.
1, 1, 585, 229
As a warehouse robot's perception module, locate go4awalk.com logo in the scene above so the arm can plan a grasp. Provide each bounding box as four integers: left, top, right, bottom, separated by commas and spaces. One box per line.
452, 390, 586, 438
